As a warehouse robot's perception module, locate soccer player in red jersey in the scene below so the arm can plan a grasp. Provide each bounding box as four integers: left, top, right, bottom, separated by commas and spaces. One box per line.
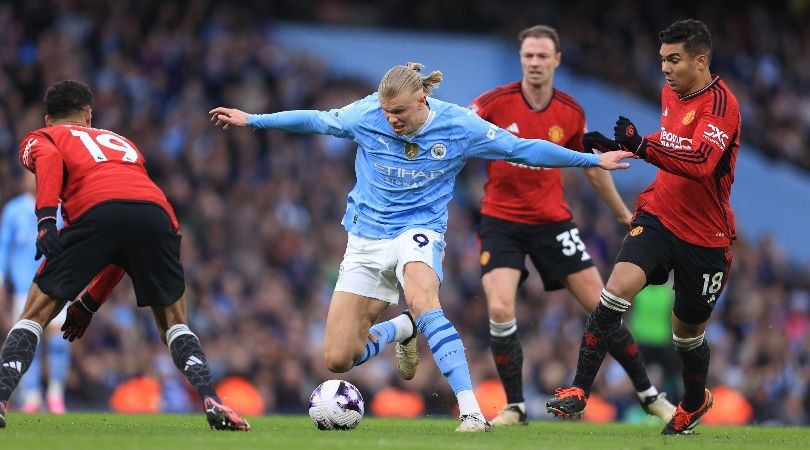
548, 19, 740, 435
0, 80, 249, 431
470, 25, 675, 426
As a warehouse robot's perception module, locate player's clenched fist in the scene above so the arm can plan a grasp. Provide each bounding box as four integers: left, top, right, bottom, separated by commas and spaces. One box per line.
613, 116, 643, 154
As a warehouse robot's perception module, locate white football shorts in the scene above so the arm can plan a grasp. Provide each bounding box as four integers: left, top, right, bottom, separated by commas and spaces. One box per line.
334, 228, 446, 304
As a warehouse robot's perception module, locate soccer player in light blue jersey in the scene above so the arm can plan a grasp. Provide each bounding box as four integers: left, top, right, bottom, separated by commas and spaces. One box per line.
0, 171, 70, 414
210, 62, 632, 432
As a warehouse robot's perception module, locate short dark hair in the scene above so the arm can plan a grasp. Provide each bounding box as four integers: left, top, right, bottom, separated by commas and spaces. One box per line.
658, 19, 712, 61
518, 25, 560, 53
44, 80, 93, 119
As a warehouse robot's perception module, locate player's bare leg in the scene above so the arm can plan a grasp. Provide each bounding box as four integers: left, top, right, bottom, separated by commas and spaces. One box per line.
152, 298, 249, 431
563, 267, 675, 422
403, 262, 491, 432
12, 291, 66, 414
0, 283, 66, 428
481, 267, 527, 426
323, 291, 390, 372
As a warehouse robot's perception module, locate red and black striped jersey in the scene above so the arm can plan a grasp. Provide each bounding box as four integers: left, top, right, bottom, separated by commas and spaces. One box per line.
635, 76, 740, 247
469, 82, 586, 224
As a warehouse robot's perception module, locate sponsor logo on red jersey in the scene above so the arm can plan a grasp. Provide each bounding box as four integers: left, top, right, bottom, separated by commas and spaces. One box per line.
659, 127, 692, 150
703, 123, 729, 148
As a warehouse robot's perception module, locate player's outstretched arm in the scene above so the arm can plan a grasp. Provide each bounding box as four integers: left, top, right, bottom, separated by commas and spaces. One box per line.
209, 107, 249, 130
210, 106, 355, 138
597, 151, 634, 170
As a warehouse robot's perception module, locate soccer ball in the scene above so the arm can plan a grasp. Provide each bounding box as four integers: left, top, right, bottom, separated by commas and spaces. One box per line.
308, 379, 364, 430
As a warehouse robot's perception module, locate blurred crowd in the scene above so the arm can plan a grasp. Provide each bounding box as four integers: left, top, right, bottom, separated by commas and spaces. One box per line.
1, 0, 809, 425
270, 0, 810, 171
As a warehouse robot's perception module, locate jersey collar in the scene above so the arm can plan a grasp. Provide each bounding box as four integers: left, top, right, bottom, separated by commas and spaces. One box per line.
404, 108, 436, 140
678, 75, 720, 101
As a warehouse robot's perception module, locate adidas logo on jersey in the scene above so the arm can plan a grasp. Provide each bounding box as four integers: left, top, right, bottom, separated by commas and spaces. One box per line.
506, 123, 520, 134
2, 361, 22, 372
184, 355, 204, 371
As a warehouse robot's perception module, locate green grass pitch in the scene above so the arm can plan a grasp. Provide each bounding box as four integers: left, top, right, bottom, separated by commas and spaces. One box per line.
1, 413, 808, 450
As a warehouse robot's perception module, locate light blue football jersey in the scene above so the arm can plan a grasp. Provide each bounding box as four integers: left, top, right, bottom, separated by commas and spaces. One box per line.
249, 93, 599, 239
0, 193, 40, 295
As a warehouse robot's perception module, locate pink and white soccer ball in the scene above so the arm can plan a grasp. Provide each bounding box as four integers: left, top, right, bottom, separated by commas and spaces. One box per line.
308, 379, 365, 430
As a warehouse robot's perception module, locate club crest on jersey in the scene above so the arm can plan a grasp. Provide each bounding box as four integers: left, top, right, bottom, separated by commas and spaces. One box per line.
629, 226, 644, 237
548, 125, 564, 143
430, 143, 447, 159
404, 142, 419, 159
682, 110, 696, 125
480, 251, 491, 266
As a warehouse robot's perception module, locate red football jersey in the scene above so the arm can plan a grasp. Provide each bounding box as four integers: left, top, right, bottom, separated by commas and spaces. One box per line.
19, 124, 179, 230
470, 82, 586, 224
635, 76, 740, 247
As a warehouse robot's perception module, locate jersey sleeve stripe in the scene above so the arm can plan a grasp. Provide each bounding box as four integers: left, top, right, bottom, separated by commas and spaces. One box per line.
653, 147, 710, 164
710, 86, 727, 117
716, 88, 724, 116
647, 140, 712, 163
654, 142, 712, 159
553, 92, 586, 118
475, 85, 521, 108
39, 130, 58, 146
665, 142, 713, 162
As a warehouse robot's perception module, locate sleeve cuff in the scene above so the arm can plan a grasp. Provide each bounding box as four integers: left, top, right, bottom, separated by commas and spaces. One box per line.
636, 139, 648, 160
79, 292, 102, 313
35, 206, 58, 225
247, 114, 267, 129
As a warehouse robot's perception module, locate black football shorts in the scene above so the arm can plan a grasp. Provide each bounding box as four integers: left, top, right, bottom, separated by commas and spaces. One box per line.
477, 215, 595, 291
36, 201, 185, 307
615, 211, 732, 324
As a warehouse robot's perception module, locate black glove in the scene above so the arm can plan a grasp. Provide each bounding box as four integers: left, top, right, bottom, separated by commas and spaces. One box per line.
582, 131, 623, 153
35, 207, 62, 260
62, 293, 100, 341
613, 116, 643, 155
